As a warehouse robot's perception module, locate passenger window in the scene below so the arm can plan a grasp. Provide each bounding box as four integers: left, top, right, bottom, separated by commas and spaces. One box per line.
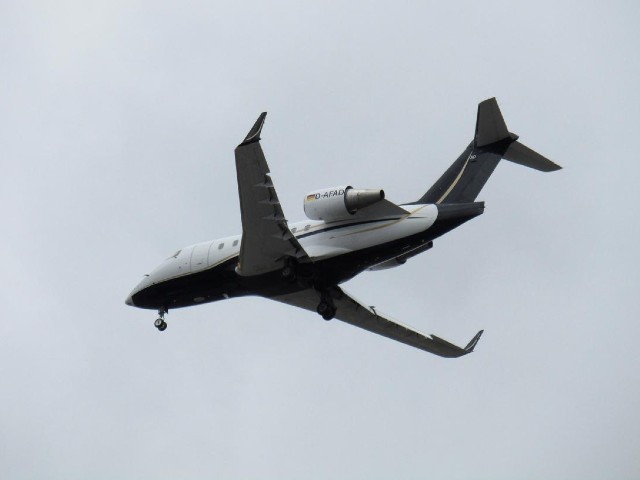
218, 243, 224, 250
291, 227, 297, 233
304, 225, 310, 231
233, 239, 239, 247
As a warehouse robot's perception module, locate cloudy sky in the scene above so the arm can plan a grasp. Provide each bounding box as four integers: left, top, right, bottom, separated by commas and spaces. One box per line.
2, 1, 639, 478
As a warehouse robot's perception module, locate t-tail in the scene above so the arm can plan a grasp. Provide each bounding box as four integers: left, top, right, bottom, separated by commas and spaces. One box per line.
415, 98, 561, 204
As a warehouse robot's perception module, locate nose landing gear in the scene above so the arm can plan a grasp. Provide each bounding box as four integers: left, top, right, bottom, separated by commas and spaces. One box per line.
154, 308, 168, 331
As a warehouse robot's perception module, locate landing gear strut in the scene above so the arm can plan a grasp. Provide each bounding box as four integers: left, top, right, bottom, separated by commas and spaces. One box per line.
154, 308, 168, 332
282, 259, 316, 290
281, 264, 296, 282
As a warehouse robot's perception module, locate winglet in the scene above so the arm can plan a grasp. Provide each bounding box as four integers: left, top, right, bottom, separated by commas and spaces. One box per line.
464, 329, 484, 353
429, 329, 483, 357
239, 112, 267, 146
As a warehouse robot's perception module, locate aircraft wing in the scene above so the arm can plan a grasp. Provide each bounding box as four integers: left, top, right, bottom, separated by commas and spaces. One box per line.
234, 113, 311, 276
271, 287, 483, 358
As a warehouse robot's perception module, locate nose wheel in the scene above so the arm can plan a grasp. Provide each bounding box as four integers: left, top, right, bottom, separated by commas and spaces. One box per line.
154, 309, 168, 331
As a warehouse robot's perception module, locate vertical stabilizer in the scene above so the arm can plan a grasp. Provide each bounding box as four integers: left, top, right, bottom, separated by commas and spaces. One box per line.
413, 98, 561, 204
475, 98, 509, 147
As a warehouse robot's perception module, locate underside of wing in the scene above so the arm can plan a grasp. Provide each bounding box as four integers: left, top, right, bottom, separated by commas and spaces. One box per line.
235, 113, 311, 276
271, 287, 483, 358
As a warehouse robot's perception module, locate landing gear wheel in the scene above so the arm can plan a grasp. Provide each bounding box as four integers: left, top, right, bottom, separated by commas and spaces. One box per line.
316, 301, 330, 316
154, 308, 168, 331
322, 309, 336, 321
317, 301, 336, 321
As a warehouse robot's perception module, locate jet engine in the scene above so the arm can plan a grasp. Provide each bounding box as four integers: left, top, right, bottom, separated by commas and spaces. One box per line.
304, 185, 385, 222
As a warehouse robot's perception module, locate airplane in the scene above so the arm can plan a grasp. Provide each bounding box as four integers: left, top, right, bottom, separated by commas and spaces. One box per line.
125, 98, 560, 358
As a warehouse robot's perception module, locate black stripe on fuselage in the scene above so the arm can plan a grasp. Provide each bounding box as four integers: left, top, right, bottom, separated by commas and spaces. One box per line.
130, 209, 476, 311
130, 218, 406, 310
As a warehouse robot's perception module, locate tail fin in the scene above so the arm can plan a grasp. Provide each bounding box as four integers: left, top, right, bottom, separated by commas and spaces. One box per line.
415, 98, 561, 204
475, 97, 509, 147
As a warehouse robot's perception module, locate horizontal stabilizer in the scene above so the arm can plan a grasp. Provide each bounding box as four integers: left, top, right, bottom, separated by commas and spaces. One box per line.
504, 140, 562, 172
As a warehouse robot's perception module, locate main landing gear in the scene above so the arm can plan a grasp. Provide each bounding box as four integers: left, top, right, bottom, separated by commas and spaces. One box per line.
316, 292, 336, 321
154, 308, 168, 332
281, 264, 296, 282
282, 261, 337, 321
281, 260, 314, 289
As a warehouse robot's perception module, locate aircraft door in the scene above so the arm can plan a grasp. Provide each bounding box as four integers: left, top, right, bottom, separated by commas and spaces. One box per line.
190, 242, 210, 272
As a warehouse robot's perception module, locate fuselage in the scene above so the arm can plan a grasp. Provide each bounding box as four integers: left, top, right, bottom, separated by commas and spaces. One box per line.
126, 202, 483, 311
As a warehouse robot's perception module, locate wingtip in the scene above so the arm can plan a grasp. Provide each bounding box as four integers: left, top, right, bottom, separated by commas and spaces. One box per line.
239, 112, 267, 146
545, 162, 563, 172
464, 329, 484, 352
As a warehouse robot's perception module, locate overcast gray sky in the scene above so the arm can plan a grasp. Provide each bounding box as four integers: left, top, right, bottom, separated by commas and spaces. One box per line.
2, 1, 639, 478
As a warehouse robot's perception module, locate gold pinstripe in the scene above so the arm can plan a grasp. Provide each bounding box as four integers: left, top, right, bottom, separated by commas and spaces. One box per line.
339, 205, 429, 237
436, 150, 474, 204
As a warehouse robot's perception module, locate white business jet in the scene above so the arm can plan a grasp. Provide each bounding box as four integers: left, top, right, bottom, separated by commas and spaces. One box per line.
125, 98, 560, 357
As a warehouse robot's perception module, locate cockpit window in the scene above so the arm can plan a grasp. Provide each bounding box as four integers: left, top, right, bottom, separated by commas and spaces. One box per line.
167, 250, 181, 259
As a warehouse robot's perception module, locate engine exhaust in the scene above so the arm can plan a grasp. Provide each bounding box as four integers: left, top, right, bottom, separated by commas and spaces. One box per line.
344, 188, 385, 213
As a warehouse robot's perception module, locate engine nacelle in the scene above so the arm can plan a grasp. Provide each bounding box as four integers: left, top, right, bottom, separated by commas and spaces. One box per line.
367, 257, 407, 271
367, 241, 434, 271
304, 185, 385, 222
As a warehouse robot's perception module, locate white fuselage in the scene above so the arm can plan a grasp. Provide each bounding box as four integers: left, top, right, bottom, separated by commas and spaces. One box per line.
127, 204, 437, 300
